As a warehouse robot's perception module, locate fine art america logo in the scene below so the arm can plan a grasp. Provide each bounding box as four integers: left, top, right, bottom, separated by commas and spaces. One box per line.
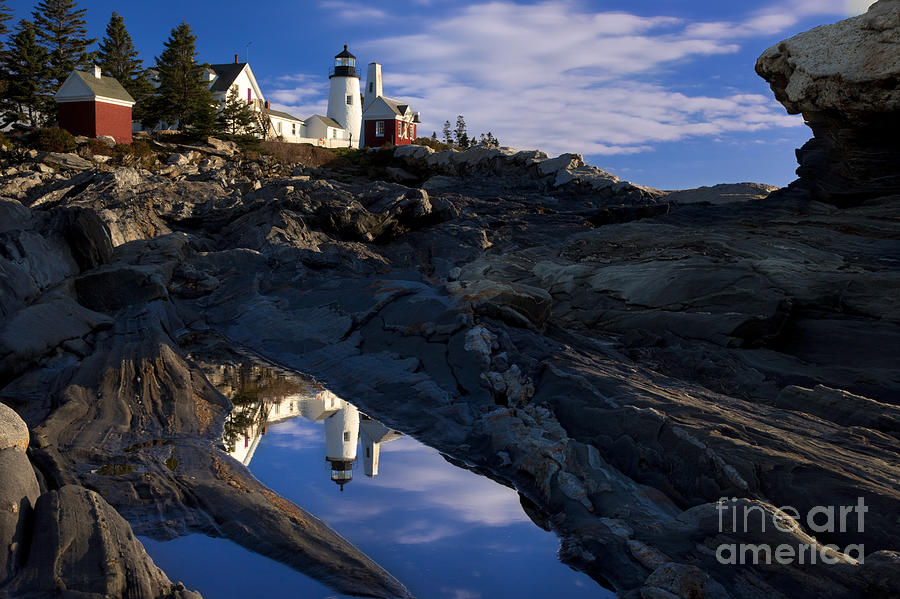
716, 497, 867, 565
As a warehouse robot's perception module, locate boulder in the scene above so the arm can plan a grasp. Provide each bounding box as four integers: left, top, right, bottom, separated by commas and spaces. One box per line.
38, 152, 93, 171
206, 137, 239, 157
0, 403, 39, 586
95, 135, 116, 147
4, 485, 202, 598
756, 0, 900, 204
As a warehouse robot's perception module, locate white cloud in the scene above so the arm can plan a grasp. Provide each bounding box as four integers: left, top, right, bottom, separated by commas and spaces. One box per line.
441, 588, 482, 599
350, 0, 822, 158
318, 1, 387, 21
271, 0, 854, 161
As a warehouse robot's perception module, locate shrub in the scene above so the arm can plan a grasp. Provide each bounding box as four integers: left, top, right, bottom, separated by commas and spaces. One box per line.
33, 127, 76, 153
258, 140, 336, 167
116, 140, 156, 168
415, 136, 452, 151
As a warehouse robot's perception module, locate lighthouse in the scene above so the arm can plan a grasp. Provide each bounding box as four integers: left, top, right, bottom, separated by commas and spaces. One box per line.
324, 399, 360, 491
327, 45, 362, 149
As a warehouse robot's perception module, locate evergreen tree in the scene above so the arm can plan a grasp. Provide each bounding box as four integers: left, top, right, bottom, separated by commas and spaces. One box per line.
96, 12, 151, 121
32, 0, 96, 86
217, 86, 258, 136
454, 115, 469, 148
0, 1, 12, 50
0, 1, 13, 105
143, 21, 217, 135
430, 131, 438, 142
1, 20, 52, 126
478, 131, 499, 148
442, 120, 452, 145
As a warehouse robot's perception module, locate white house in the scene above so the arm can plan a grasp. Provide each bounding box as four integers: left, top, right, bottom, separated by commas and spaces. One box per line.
207, 58, 308, 143
304, 114, 349, 144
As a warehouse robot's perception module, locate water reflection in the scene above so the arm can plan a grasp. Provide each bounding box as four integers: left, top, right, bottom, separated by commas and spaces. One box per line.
209, 363, 402, 489
190, 360, 613, 598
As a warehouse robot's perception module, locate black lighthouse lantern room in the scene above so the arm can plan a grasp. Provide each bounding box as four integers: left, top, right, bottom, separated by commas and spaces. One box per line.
330, 45, 358, 78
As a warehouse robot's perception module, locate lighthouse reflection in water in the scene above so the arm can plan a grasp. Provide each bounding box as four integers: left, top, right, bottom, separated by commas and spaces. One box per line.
214, 363, 401, 491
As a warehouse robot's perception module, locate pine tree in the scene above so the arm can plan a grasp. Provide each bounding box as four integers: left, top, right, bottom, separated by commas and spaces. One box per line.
454, 115, 469, 148
32, 0, 96, 86
478, 131, 499, 148
0, 1, 13, 105
217, 86, 258, 136
430, 131, 438, 142
96, 12, 151, 121
0, 1, 13, 50
144, 21, 217, 135
1, 20, 52, 127
442, 120, 452, 145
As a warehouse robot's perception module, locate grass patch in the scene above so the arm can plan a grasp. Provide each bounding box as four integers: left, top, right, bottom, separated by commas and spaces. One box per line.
258, 140, 336, 167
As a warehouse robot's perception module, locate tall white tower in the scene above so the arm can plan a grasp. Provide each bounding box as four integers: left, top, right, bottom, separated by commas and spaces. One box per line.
327, 45, 362, 149
364, 62, 382, 110
324, 399, 360, 491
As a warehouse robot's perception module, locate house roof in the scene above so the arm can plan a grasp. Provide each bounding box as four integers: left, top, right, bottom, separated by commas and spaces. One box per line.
306, 114, 344, 129
58, 70, 136, 104
363, 96, 418, 121
382, 96, 409, 116
267, 108, 304, 123
208, 63, 248, 92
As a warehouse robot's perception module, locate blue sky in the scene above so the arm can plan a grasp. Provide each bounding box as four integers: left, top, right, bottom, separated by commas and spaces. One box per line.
7, 0, 875, 188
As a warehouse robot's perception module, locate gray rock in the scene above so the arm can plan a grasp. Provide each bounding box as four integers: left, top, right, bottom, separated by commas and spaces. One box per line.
756, 0, 900, 204
95, 135, 117, 147
206, 137, 239, 157
0, 404, 28, 452
0, 403, 39, 586
664, 182, 778, 205
38, 152, 93, 171
775, 384, 900, 436
4, 485, 202, 598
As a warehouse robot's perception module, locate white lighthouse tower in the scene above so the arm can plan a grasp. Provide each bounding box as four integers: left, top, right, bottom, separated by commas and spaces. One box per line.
324, 399, 360, 491
327, 45, 362, 149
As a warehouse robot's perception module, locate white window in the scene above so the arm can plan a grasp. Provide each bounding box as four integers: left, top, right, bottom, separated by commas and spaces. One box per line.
368, 82, 373, 93
277, 121, 282, 134
376, 120, 384, 136
343, 431, 351, 442
291, 123, 296, 135
346, 94, 353, 105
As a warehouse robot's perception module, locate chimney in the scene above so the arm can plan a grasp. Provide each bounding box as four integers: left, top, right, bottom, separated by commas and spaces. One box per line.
92, 64, 101, 78
234, 54, 239, 64
364, 62, 382, 110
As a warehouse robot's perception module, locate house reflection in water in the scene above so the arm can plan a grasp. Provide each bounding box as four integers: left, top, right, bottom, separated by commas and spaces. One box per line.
210, 363, 401, 490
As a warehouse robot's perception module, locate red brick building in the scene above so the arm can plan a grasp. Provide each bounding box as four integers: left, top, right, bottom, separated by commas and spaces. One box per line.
55, 66, 136, 144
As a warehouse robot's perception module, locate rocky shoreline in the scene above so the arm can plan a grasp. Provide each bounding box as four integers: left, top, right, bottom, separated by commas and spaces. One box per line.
2, 3, 899, 598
